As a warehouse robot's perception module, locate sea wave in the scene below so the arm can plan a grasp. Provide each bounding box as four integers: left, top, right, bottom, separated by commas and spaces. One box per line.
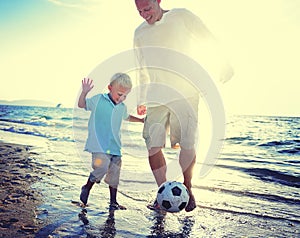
0, 118, 50, 127
199, 204, 300, 224
225, 136, 254, 144
278, 148, 300, 155
0, 117, 73, 129
1, 125, 75, 142
245, 168, 300, 188
259, 140, 299, 147
195, 185, 300, 206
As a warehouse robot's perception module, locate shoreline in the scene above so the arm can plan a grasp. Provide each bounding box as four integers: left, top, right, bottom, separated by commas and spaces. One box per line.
0, 141, 44, 237
0, 137, 299, 236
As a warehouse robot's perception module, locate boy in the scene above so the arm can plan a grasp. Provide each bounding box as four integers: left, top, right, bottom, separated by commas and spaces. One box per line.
78, 73, 143, 210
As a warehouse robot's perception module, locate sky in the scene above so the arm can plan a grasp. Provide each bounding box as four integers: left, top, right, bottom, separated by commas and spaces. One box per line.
0, 0, 299, 116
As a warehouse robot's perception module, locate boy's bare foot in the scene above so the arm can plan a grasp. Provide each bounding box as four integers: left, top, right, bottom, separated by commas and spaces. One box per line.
109, 202, 126, 210
80, 185, 91, 205
185, 194, 196, 212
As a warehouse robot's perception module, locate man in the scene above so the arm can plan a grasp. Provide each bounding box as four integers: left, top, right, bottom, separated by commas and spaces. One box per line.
134, 0, 233, 212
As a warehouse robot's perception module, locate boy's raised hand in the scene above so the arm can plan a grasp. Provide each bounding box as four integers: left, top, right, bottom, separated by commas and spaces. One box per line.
82, 78, 94, 93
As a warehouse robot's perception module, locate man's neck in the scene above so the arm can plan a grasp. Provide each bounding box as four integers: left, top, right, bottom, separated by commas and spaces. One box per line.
156, 9, 169, 22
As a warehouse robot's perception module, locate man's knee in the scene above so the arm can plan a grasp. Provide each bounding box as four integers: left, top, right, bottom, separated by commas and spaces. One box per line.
179, 148, 196, 170
148, 147, 162, 157
179, 148, 196, 160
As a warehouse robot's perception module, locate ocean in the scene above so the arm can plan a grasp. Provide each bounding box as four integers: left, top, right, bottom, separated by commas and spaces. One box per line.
0, 104, 299, 237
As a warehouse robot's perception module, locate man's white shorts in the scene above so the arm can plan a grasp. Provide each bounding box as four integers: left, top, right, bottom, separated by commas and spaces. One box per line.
143, 97, 199, 150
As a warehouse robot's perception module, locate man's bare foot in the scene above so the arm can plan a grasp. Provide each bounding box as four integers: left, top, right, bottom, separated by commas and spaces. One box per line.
185, 194, 196, 212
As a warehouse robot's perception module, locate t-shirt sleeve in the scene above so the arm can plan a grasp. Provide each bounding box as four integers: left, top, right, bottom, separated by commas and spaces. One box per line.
182, 9, 234, 83
85, 94, 100, 111
122, 105, 130, 120
181, 9, 214, 40
134, 35, 151, 106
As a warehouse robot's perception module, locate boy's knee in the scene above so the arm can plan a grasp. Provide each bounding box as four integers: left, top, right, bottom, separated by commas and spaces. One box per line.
92, 158, 106, 169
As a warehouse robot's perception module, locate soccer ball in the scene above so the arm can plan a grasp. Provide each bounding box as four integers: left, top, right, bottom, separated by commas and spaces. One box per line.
156, 181, 190, 213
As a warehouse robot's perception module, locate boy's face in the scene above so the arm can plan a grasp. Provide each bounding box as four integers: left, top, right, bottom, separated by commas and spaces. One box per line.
108, 84, 131, 104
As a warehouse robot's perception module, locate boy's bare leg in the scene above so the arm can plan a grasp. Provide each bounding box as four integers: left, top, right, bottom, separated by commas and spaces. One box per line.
109, 186, 118, 204
148, 147, 167, 187
179, 148, 196, 212
109, 186, 126, 210
80, 178, 94, 205
85, 178, 95, 190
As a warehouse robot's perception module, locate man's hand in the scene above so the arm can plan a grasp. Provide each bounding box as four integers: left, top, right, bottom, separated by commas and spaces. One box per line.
220, 64, 234, 84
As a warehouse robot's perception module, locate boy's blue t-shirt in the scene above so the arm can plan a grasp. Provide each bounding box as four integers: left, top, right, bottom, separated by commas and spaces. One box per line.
84, 93, 129, 155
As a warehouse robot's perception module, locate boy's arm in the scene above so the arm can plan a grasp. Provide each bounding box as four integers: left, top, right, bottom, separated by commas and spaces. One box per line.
126, 115, 144, 123
78, 78, 94, 108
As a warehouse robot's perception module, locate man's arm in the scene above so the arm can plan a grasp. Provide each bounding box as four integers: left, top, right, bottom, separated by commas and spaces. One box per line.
184, 9, 234, 83
134, 37, 150, 115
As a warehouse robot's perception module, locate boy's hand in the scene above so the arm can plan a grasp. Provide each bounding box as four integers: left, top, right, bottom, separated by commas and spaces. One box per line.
82, 78, 94, 93
137, 105, 147, 115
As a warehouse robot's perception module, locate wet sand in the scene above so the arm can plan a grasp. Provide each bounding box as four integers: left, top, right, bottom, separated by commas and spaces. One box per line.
0, 142, 43, 238
0, 140, 299, 237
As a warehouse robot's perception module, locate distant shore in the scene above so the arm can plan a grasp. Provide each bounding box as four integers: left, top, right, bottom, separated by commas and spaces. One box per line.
0, 142, 44, 237
0, 99, 57, 107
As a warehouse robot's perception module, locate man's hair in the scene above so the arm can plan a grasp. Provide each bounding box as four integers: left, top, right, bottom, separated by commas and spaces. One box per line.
110, 73, 132, 89
135, 0, 157, 2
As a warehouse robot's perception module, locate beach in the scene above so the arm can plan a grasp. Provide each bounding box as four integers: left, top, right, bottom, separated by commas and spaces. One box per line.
0, 105, 299, 237
0, 140, 299, 237
0, 142, 44, 237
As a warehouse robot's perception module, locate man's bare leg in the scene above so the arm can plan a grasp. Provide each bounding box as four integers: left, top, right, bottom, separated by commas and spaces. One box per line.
179, 148, 196, 212
148, 147, 167, 187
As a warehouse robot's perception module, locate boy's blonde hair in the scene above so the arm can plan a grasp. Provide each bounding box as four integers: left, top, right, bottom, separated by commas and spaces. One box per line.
110, 73, 132, 89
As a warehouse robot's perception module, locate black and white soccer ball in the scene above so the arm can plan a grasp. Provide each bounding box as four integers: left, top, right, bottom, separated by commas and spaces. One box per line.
156, 181, 190, 212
